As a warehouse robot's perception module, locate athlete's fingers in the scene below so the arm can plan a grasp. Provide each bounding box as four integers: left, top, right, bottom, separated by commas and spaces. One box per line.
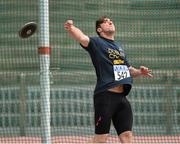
140, 66, 153, 77
147, 73, 153, 78
140, 66, 152, 74
143, 70, 153, 77
64, 20, 74, 30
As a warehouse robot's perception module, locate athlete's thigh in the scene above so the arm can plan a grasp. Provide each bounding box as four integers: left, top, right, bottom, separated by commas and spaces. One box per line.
112, 97, 133, 135
94, 92, 112, 134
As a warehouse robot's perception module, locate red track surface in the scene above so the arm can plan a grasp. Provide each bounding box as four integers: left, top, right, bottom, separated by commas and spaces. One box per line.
0, 136, 180, 143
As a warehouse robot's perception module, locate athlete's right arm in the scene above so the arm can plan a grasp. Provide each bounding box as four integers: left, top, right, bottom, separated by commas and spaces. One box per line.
64, 20, 90, 48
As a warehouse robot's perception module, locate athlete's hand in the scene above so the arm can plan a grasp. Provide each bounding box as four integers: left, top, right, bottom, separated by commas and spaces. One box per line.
140, 66, 153, 78
64, 20, 74, 31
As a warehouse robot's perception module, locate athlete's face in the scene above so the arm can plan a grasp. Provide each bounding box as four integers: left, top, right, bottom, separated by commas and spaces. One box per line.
99, 18, 115, 35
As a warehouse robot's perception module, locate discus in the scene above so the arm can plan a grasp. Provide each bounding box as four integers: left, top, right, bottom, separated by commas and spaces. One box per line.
19, 22, 37, 38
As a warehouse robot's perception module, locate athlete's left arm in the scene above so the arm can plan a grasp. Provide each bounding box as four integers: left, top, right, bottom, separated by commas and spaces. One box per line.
129, 66, 153, 78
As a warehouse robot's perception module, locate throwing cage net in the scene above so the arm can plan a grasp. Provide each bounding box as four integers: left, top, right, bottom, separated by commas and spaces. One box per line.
0, 0, 180, 143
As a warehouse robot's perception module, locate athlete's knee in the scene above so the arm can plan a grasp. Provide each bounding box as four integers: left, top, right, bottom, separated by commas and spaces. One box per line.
91, 134, 109, 143
119, 131, 133, 143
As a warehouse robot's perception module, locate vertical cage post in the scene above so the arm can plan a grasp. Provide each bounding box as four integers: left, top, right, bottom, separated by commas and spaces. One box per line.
38, 0, 51, 143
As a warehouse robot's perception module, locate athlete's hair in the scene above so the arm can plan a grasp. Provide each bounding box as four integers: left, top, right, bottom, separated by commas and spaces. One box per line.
96, 16, 109, 36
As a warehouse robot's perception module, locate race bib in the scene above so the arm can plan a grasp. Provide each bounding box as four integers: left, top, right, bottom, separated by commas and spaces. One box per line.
113, 65, 130, 81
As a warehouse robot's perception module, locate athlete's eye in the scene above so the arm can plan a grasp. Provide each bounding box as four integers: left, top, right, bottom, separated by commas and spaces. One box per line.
103, 19, 113, 24
103, 20, 108, 23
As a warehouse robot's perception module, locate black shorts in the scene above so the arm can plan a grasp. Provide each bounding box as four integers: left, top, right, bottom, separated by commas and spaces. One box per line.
94, 91, 133, 135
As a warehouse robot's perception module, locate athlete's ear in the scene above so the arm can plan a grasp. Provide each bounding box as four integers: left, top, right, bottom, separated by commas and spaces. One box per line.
97, 28, 102, 33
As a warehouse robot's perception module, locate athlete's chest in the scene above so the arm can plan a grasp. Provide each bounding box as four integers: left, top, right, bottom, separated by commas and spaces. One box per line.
99, 41, 126, 64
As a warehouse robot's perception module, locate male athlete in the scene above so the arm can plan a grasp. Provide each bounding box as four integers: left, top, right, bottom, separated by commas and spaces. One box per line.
64, 16, 153, 143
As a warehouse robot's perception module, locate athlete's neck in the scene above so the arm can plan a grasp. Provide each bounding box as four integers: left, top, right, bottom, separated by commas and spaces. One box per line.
100, 33, 114, 41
